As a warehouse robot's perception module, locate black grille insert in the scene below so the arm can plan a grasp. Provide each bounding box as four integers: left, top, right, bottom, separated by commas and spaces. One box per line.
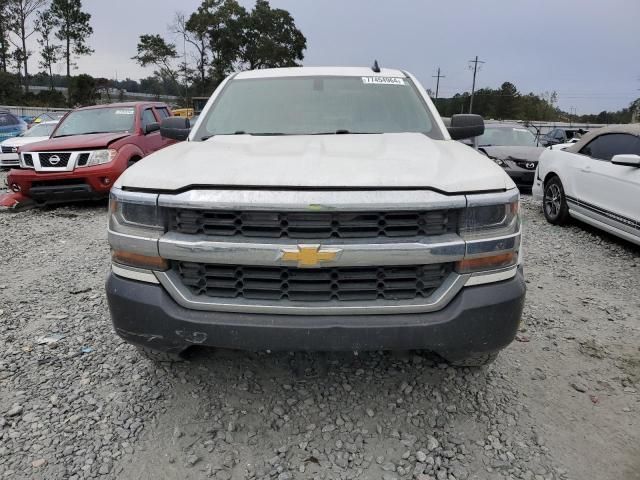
174, 262, 453, 302
1, 146, 16, 154
169, 209, 458, 239
39, 152, 71, 168
23, 154, 33, 167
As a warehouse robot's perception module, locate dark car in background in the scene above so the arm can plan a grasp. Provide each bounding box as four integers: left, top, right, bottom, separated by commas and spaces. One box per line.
0, 111, 28, 142
476, 122, 545, 190
540, 127, 587, 147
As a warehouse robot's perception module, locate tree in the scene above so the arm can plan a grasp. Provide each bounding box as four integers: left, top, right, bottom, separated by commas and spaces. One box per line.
241, 0, 306, 70
495, 81, 518, 119
35, 9, 62, 89
186, 0, 248, 86
174, 12, 209, 95
0, 0, 11, 72
69, 73, 97, 106
6, 0, 48, 91
0, 71, 22, 103
49, 0, 93, 101
133, 34, 179, 86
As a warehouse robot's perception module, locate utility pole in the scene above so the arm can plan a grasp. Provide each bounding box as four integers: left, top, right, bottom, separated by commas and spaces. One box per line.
432, 67, 445, 100
468, 56, 485, 114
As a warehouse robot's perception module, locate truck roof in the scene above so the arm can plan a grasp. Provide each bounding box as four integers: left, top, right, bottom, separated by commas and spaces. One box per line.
235, 66, 408, 80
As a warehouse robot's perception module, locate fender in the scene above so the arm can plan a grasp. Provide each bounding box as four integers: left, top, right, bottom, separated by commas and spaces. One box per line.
113, 143, 145, 172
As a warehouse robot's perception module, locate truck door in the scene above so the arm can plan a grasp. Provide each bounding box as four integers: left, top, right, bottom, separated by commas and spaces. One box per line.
140, 108, 163, 155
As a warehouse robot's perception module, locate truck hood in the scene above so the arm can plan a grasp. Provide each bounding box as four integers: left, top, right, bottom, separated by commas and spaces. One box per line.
479, 146, 545, 163
19, 132, 130, 152
117, 133, 513, 193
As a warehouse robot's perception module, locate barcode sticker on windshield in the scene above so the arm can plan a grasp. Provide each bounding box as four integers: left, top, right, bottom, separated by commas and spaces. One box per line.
362, 77, 405, 86
115, 109, 135, 115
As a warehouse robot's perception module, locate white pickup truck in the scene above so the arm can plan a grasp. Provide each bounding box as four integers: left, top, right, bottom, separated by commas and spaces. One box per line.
106, 66, 525, 366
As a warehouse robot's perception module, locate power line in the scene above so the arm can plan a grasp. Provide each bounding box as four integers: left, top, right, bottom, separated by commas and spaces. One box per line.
468, 55, 485, 113
432, 67, 445, 100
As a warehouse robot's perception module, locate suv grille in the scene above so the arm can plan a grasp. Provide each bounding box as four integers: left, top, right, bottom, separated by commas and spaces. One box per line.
1, 146, 16, 154
174, 262, 452, 302
39, 152, 71, 168
169, 209, 458, 239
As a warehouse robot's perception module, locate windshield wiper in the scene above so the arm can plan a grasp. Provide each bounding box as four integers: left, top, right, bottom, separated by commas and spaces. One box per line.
53, 131, 121, 138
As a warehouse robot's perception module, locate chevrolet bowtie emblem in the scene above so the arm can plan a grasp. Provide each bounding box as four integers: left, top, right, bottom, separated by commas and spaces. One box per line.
280, 245, 341, 268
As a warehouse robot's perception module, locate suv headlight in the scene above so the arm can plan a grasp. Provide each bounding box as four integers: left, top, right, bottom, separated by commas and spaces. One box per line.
78, 149, 117, 167
108, 188, 167, 270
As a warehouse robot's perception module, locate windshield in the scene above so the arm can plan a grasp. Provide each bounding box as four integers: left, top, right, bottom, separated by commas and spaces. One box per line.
478, 126, 537, 147
195, 76, 440, 139
22, 123, 56, 138
53, 107, 136, 138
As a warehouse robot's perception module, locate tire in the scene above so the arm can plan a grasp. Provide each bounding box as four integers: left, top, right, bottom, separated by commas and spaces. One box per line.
543, 176, 570, 225
136, 346, 184, 363
127, 157, 141, 168
446, 352, 499, 368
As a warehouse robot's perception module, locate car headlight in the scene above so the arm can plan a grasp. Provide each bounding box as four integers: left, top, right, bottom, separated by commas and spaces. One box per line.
108, 188, 167, 270
78, 149, 117, 167
493, 158, 507, 168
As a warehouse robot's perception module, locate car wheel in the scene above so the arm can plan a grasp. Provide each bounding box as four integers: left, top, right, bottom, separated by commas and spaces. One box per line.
136, 346, 184, 363
445, 352, 499, 368
543, 176, 570, 225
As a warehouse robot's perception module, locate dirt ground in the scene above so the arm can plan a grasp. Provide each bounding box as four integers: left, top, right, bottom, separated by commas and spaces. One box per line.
0, 169, 638, 479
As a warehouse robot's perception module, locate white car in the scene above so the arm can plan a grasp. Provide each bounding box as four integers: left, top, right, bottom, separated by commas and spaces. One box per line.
0, 121, 58, 168
533, 124, 640, 245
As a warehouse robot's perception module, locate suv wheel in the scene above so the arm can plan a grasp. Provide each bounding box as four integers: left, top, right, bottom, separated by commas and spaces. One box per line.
543, 176, 570, 225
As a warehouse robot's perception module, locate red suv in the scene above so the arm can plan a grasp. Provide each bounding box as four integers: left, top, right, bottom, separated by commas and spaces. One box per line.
8, 102, 177, 204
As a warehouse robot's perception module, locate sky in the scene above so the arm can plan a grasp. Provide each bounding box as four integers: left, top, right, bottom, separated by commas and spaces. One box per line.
38, 0, 640, 115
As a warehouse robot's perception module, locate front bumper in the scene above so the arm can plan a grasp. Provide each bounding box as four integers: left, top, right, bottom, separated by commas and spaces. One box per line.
0, 153, 19, 167
106, 267, 526, 355
505, 169, 535, 188
7, 164, 122, 203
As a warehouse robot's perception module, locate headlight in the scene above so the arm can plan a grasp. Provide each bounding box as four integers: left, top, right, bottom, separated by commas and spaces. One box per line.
493, 158, 507, 168
78, 149, 117, 167
457, 190, 521, 275
109, 188, 163, 231
108, 188, 167, 271
460, 198, 520, 240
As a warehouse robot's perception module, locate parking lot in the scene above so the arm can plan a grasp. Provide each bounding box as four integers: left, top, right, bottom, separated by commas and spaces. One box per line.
0, 169, 638, 480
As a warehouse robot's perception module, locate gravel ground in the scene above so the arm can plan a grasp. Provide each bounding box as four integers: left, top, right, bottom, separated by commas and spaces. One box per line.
0, 169, 638, 480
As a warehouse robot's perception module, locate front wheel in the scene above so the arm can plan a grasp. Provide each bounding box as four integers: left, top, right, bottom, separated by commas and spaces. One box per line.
543, 176, 570, 225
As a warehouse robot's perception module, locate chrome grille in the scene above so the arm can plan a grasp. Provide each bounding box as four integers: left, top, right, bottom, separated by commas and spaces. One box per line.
168, 209, 458, 239
1, 146, 16, 154
39, 152, 71, 168
174, 262, 453, 302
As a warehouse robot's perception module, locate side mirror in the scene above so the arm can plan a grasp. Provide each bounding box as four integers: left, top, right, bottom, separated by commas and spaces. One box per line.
144, 122, 160, 135
447, 114, 484, 140
160, 117, 190, 141
611, 154, 640, 167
